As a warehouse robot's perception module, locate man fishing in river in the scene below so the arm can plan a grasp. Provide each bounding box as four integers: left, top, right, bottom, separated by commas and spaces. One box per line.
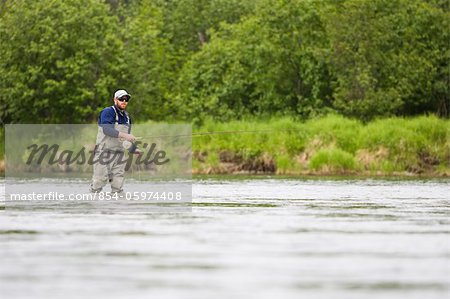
90, 89, 141, 195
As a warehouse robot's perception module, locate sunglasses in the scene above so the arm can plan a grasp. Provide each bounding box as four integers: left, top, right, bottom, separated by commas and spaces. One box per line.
117, 96, 130, 102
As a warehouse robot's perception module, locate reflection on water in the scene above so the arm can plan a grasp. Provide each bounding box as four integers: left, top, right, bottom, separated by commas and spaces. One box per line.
0, 178, 449, 299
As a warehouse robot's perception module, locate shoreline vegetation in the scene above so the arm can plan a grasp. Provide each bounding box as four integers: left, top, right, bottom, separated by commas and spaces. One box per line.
0, 115, 448, 177
191, 115, 449, 177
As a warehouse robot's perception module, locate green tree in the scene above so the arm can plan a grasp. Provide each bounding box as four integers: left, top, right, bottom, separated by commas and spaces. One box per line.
326, 0, 449, 119
256, 0, 333, 117
0, 0, 124, 124
175, 0, 333, 123
119, 0, 175, 121
156, 0, 256, 53
107, 0, 257, 122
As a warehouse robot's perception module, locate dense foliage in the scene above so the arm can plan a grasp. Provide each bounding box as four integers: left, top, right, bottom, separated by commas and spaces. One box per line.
0, 0, 448, 124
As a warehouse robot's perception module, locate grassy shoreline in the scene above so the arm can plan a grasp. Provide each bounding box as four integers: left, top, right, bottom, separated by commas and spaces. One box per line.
0, 115, 449, 177
192, 115, 449, 177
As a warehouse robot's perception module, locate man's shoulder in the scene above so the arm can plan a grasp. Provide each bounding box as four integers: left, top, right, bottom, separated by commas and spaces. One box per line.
100, 106, 115, 116
98, 106, 116, 124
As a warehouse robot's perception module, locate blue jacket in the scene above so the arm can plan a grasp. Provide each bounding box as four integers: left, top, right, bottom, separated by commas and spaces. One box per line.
98, 105, 132, 138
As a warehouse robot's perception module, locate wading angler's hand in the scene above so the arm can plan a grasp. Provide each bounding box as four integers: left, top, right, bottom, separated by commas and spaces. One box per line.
121, 139, 143, 155
118, 132, 136, 142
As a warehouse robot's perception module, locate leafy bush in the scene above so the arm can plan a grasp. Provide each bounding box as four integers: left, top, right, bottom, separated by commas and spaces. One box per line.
309, 148, 358, 173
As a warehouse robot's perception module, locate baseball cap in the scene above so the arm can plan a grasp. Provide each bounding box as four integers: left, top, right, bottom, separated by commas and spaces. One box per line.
114, 89, 131, 99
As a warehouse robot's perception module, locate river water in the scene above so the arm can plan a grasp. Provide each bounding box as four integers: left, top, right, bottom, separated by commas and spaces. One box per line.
0, 178, 449, 299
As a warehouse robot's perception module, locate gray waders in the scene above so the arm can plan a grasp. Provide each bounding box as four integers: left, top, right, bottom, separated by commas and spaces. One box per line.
90, 106, 130, 193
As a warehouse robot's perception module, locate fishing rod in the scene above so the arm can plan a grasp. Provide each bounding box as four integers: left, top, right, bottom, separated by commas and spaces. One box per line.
137, 128, 297, 140
123, 128, 297, 150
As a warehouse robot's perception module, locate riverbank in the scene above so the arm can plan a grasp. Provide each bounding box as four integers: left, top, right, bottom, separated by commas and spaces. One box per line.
0, 115, 449, 177
0, 127, 3, 174
192, 115, 450, 177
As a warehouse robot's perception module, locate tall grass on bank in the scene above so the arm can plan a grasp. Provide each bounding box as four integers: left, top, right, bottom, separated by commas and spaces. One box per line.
0, 127, 3, 173
0, 127, 4, 159
193, 115, 450, 176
